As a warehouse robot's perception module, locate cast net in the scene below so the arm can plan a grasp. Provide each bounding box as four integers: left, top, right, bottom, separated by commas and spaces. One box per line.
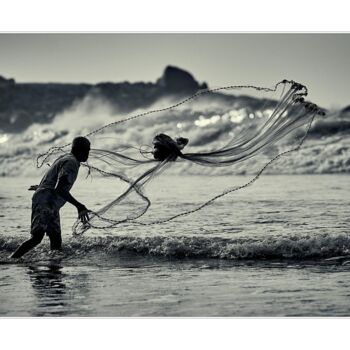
36, 80, 324, 235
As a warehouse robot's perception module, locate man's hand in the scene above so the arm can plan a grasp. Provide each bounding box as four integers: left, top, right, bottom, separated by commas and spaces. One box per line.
77, 204, 90, 224
56, 176, 91, 224
28, 185, 39, 191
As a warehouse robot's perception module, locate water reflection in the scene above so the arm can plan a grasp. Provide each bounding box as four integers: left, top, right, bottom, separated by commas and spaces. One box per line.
27, 262, 70, 316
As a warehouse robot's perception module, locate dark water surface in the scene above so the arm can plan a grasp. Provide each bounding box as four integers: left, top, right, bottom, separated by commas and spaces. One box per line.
1, 175, 349, 316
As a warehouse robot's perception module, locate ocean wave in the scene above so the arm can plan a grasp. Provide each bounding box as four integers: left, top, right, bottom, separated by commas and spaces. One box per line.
2, 233, 350, 261
308, 118, 350, 137
1, 93, 350, 176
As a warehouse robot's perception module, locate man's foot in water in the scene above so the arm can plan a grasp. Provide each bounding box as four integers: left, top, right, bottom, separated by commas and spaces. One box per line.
47, 249, 64, 258
8, 253, 24, 261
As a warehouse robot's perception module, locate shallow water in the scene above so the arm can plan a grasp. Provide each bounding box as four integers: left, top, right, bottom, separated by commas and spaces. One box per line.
0, 174, 349, 316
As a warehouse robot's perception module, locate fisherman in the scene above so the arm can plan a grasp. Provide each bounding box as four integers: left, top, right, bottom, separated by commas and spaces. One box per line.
11, 137, 91, 258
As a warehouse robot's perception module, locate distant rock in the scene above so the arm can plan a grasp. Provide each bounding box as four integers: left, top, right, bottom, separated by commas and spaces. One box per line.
0, 80, 91, 132
341, 105, 350, 114
156, 66, 208, 93
0, 75, 15, 87
0, 66, 211, 133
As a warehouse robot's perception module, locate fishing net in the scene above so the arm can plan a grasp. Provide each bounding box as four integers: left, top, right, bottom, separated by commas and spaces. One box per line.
36, 80, 324, 235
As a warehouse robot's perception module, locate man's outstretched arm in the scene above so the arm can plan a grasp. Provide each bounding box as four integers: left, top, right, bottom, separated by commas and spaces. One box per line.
55, 176, 90, 223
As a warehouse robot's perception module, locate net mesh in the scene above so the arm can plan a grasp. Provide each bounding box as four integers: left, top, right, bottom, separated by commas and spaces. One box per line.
35, 80, 324, 235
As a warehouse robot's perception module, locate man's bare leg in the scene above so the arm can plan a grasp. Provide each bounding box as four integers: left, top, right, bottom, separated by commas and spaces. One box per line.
48, 232, 62, 251
11, 231, 45, 258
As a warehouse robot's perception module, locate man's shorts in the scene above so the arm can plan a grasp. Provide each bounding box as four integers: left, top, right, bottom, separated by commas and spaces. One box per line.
31, 200, 61, 239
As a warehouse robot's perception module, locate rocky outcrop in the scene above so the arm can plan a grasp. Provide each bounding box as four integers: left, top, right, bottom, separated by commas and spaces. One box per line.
0, 75, 15, 87
0, 82, 91, 131
156, 65, 208, 93
341, 105, 350, 114
0, 66, 208, 132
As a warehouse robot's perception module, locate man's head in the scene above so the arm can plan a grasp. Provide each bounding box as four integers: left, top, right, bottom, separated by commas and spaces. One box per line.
71, 136, 91, 162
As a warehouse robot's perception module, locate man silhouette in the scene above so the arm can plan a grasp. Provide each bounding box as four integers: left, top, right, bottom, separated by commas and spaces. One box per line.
11, 137, 91, 258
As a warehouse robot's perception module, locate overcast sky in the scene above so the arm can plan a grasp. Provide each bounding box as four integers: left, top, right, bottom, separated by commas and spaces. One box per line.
0, 33, 349, 109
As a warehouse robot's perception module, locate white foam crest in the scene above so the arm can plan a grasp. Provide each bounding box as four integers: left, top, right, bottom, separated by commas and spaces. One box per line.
2, 232, 350, 261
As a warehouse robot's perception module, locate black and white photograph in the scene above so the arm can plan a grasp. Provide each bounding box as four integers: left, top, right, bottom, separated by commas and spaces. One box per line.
0, 31, 349, 319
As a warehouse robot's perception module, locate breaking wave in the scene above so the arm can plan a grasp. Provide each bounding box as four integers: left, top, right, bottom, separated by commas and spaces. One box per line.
2, 232, 350, 261
0, 90, 350, 176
